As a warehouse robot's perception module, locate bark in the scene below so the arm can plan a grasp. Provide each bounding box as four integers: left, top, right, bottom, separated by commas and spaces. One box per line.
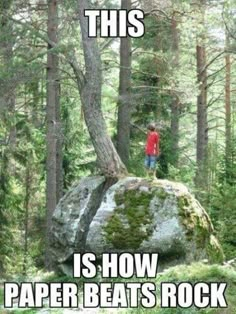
170, 15, 180, 166
75, 0, 127, 177
45, 0, 60, 268
56, 84, 63, 202
195, 0, 208, 188
116, 0, 132, 166
196, 44, 208, 187
225, 34, 231, 181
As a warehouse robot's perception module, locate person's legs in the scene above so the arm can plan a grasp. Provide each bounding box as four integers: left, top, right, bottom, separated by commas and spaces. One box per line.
144, 155, 151, 177
149, 155, 157, 179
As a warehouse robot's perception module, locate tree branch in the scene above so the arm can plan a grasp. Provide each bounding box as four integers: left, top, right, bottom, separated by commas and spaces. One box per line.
8, 15, 85, 90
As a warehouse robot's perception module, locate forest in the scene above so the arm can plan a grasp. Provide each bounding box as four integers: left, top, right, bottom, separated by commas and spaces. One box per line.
0, 0, 236, 312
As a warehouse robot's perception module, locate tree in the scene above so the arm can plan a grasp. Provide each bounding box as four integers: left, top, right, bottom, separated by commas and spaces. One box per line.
170, 13, 180, 166
195, 0, 208, 188
116, 0, 132, 167
46, 0, 61, 268
73, 0, 127, 177
225, 33, 232, 182
4, 0, 127, 180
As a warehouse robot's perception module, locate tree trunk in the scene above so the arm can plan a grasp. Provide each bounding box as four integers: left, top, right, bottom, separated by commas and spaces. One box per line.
196, 44, 208, 187
45, 0, 60, 268
75, 0, 127, 177
56, 84, 63, 202
225, 34, 231, 182
195, 0, 208, 188
116, 0, 132, 167
170, 14, 180, 166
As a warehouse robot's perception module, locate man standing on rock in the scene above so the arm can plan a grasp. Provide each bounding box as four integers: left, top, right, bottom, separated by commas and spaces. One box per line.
144, 123, 160, 179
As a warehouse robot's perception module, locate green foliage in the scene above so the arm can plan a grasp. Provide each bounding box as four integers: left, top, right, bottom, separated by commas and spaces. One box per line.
209, 183, 236, 259
61, 96, 93, 188
137, 16, 172, 52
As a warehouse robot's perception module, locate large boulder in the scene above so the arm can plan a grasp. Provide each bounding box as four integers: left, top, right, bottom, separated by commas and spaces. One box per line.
50, 177, 224, 275
50, 176, 106, 274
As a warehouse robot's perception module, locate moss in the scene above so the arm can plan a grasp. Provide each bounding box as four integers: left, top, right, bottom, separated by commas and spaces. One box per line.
206, 235, 225, 264
105, 184, 224, 262
155, 188, 168, 201
178, 195, 196, 236
103, 189, 154, 250
178, 195, 224, 263
178, 195, 208, 243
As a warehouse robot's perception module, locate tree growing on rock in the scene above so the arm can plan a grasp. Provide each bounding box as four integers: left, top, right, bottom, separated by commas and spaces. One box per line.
74, 0, 127, 178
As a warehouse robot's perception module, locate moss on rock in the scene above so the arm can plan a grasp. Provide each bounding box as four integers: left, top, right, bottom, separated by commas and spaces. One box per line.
154, 188, 168, 201
207, 235, 224, 264
103, 180, 224, 263
177, 194, 224, 263
103, 189, 154, 250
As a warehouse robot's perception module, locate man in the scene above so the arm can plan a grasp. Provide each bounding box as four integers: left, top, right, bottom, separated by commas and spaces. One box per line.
144, 123, 160, 179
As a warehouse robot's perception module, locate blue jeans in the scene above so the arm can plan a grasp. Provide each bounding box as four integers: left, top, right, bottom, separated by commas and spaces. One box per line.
144, 155, 157, 169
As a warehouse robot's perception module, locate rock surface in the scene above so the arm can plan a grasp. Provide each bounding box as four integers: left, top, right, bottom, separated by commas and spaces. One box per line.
50, 177, 224, 275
